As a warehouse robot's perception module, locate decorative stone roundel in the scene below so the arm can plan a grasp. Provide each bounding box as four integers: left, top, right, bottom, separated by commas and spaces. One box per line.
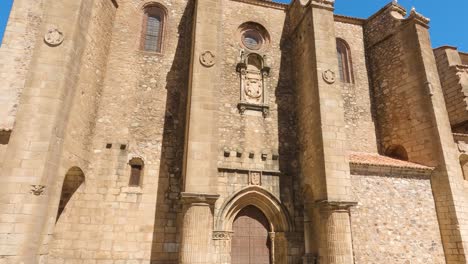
44, 26, 64, 47
200, 51, 216, 67
322, 69, 336, 84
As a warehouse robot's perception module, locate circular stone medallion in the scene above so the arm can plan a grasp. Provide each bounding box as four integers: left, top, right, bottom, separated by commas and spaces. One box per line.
44, 26, 64, 46
200, 51, 216, 67
322, 69, 336, 84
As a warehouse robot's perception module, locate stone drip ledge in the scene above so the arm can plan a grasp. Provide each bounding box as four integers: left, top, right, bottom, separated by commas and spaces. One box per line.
349, 152, 434, 178
218, 165, 281, 175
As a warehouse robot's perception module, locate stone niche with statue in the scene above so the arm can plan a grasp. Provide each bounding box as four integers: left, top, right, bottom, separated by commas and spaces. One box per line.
236, 50, 271, 117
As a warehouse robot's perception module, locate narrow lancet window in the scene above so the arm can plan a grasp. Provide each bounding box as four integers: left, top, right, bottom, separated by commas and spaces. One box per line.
142, 5, 165, 53
336, 39, 353, 83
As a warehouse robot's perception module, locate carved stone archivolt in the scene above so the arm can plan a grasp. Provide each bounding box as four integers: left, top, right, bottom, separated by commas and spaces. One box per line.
44, 26, 64, 47
200, 50, 216, 67
237, 50, 270, 117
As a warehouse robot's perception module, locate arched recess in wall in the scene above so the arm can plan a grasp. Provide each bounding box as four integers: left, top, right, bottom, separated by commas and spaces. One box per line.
460, 154, 468, 181
336, 38, 354, 83
215, 186, 292, 263
385, 144, 409, 161
140, 2, 167, 53
56, 167, 85, 222
216, 186, 291, 232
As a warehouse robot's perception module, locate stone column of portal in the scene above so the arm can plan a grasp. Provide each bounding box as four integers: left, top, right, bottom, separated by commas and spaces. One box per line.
180, 193, 219, 264
318, 202, 355, 264
180, 0, 222, 262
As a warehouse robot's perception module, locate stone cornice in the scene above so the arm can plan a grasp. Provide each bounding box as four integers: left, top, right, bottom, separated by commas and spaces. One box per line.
230, 0, 288, 10
408, 8, 430, 28
366, 2, 406, 22
350, 163, 434, 178
334, 14, 365, 25
433, 45, 459, 51
310, 0, 334, 11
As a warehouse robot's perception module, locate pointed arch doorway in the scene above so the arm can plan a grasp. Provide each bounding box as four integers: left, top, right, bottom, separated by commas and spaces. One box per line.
231, 205, 271, 264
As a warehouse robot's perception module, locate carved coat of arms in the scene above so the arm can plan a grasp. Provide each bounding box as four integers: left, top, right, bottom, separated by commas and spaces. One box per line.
245, 71, 263, 103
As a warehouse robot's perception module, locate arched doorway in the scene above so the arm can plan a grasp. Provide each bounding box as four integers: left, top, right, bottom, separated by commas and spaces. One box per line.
231, 205, 271, 264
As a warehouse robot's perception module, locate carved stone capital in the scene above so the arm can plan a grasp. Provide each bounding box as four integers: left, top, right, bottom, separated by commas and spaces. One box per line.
313, 200, 357, 212
180, 192, 219, 206
212, 231, 233, 240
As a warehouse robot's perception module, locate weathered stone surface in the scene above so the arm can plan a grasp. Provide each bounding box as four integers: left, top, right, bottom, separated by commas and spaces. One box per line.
0, 0, 466, 263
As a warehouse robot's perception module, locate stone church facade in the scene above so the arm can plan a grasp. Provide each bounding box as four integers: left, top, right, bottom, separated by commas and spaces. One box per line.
0, 0, 468, 263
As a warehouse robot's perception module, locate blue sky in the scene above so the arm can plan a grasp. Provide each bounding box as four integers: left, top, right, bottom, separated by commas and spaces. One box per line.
0, 0, 467, 51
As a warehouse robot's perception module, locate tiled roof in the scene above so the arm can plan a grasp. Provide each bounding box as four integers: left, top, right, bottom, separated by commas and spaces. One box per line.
349, 152, 434, 170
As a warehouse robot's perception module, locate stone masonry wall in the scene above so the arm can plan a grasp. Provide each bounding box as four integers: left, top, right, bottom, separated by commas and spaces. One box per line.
365, 7, 439, 165
434, 47, 468, 129
0, 0, 44, 130
460, 52, 468, 65
46, 0, 193, 263
350, 167, 445, 264
334, 20, 378, 153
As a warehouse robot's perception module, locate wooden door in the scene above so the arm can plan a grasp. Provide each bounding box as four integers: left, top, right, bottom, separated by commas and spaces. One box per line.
231, 206, 271, 264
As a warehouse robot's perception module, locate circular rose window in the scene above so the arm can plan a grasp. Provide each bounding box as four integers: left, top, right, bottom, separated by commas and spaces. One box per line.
242, 29, 263, 50
238, 22, 270, 51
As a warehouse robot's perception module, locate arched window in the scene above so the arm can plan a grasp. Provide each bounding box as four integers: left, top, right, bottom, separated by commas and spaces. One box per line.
141, 4, 166, 53
336, 39, 353, 83
129, 157, 144, 186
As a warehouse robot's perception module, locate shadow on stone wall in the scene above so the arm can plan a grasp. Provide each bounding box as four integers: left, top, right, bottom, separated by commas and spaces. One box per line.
150, 1, 194, 263
274, 11, 305, 262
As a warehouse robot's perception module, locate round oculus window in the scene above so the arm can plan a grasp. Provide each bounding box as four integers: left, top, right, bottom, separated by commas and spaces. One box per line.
242, 29, 263, 50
